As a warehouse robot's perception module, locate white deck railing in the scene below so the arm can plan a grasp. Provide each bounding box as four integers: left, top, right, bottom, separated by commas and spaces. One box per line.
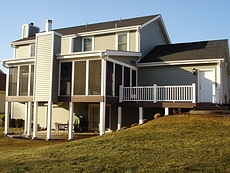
119, 83, 196, 103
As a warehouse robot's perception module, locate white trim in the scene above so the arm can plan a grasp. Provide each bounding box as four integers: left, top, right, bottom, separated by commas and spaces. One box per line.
137, 59, 224, 67
70, 37, 74, 53
32, 101, 38, 139
16, 66, 20, 96
136, 28, 140, 52
58, 62, 61, 96
13, 47, 16, 59
140, 15, 171, 44
57, 50, 141, 60
11, 40, 36, 47
140, 15, 160, 29
5, 68, 9, 96
85, 60, 89, 95
3, 58, 35, 66
68, 102, 74, 140
122, 65, 124, 86
127, 32, 130, 51
27, 65, 31, 96
36, 31, 62, 37
71, 61, 75, 96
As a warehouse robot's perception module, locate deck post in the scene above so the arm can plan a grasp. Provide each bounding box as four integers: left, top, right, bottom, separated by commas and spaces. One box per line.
4, 102, 10, 136
119, 85, 123, 103
46, 101, 52, 140
68, 102, 74, 140
32, 101, 38, 139
117, 107, 122, 130
24, 103, 28, 134
165, 107, 169, 116
153, 84, 157, 103
99, 102, 105, 135
26, 102, 32, 138
192, 83, 196, 103
139, 107, 143, 124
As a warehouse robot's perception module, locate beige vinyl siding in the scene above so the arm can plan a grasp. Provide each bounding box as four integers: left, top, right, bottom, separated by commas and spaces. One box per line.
140, 20, 168, 57
52, 35, 62, 102
61, 37, 70, 54
15, 45, 30, 59
34, 34, 53, 101
95, 34, 115, 50
129, 31, 136, 52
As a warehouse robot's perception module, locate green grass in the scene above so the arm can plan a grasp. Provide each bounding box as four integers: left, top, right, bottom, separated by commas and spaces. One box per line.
0, 115, 230, 173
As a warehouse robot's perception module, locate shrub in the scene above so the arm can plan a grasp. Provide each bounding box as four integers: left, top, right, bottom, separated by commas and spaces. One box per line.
131, 123, 138, 127
2, 116, 5, 122
15, 119, 24, 128
120, 127, 127, 131
9, 119, 16, 127
142, 119, 148, 124
154, 113, 162, 119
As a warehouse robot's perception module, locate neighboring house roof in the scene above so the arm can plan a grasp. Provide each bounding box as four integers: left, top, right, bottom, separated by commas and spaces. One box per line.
139, 39, 228, 63
13, 14, 159, 43
0, 69, 6, 91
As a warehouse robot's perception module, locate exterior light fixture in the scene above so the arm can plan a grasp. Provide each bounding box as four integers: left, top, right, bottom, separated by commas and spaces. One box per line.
192, 68, 196, 75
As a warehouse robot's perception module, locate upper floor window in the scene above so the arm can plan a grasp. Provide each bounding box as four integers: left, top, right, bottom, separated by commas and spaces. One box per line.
82, 37, 94, 51
30, 44, 35, 57
117, 33, 128, 51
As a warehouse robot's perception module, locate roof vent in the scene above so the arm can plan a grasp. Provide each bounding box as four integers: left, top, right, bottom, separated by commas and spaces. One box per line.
46, 19, 52, 32
85, 23, 88, 27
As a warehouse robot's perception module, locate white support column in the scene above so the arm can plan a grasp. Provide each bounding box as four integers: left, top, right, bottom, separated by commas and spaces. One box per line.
153, 84, 157, 103
32, 101, 38, 139
117, 107, 122, 130
24, 103, 28, 134
192, 83, 196, 103
99, 102, 105, 135
26, 102, 32, 138
139, 107, 143, 125
68, 102, 74, 140
4, 102, 10, 135
46, 101, 52, 140
165, 107, 169, 116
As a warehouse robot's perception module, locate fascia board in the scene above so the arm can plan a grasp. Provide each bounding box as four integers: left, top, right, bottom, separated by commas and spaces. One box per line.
3, 58, 35, 65
137, 59, 224, 67
11, 39, 36, 46
140, 15, 171, 44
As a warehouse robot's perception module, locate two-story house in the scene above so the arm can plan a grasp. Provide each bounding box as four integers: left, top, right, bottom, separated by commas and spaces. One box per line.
2, 14, 229, 140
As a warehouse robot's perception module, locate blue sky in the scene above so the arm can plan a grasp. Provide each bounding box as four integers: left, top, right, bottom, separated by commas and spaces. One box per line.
0, 0, 230, 72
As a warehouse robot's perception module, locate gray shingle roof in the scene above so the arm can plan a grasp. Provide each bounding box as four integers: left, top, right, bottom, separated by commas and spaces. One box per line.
13, 15, 159, 43
139, 39, 228, 63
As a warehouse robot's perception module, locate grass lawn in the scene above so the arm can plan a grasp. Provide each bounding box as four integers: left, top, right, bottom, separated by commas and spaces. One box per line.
0, 115, 230, 173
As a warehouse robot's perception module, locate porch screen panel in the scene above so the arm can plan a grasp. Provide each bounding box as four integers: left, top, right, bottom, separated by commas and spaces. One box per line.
8, 67, 18, 96
60, 62, 72, 95
124, 67, 130, 87
30, 65, 34, 95
106, 61, 113, 96
115, 64, 122, 96
19, 66, 29, 96
132, 70, 136, 87
88, 60, 101, 95
74, 61, 86, 95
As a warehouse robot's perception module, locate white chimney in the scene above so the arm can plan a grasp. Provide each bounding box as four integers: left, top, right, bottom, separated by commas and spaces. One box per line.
45, 19, 52, 32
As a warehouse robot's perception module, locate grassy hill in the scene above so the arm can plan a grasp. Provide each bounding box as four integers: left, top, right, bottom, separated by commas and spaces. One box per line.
0, 115, 230, 173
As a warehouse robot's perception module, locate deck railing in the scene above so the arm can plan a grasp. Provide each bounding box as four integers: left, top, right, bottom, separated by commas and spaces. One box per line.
119, 83, 196, 103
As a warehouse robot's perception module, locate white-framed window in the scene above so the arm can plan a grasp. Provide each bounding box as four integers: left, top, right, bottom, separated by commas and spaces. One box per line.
82, 37, 94, 51
30, 44, 35, 57
116, 32, 129, 51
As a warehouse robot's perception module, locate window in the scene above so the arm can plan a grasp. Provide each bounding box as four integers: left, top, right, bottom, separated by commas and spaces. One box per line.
83, 37, 93, 51
60, 62, 72, 95
118, 33, 127, 51
72, 37, 82, 52
30, 44, 35, 57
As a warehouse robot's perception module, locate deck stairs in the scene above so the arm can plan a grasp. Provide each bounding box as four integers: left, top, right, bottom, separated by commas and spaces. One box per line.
190, 103, 230, 114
